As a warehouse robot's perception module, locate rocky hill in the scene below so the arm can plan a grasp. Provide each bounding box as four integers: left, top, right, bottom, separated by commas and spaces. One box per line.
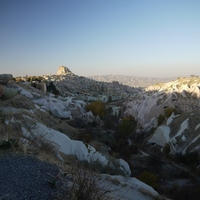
0, 70, 163, 200
1, 67, 200, 199
121, 76, 200, 154
12, 67, 200, 156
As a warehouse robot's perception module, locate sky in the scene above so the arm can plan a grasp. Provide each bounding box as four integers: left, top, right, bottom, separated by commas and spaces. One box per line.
0, 0, 200, 78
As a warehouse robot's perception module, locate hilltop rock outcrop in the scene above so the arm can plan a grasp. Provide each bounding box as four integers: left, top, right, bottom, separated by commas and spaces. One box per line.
56, 66, 74, 76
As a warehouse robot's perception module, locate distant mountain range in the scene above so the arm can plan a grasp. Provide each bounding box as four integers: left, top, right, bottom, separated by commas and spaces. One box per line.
88, 75, 176, 87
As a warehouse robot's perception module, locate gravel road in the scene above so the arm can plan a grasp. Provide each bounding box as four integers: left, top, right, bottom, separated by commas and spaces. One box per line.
0, 153, 62, 200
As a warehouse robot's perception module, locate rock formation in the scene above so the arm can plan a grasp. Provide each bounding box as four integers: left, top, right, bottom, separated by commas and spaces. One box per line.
0, 74, 13, 84
122, 77, 200, 130
56, 66, 74, 76
0, 74, 18, 100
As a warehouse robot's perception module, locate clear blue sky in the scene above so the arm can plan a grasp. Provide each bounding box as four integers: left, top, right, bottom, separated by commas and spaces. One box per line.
0, 0, 200, 77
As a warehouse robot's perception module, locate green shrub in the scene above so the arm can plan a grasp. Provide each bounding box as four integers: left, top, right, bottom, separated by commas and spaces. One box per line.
185, 151, 199, 166
0, 139, 19, 150
103, 114, 118, 129
163, 143, 170, 155
164, 107, 177, 118
138, 171, 158, 189
129, 144, 138, 154
86, 100, 106, 119
59, 163, 111, 200
157, 114, 165, 126
79, 159, 126, 176
76, 131, 93, 143
118, 117, 135, 137
147, 155, 162, 169
107, 96, 112, 103
175, 151, 199, 167
70, 167, 105, 200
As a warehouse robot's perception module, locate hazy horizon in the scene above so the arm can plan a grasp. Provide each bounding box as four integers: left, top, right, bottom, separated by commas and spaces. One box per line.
1, 0, 200, 78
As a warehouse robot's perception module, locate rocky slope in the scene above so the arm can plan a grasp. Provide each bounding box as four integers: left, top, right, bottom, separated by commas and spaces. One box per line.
44, 73, 138, 102
12, 68, 200, 156
2, 66, 200, 199
121, 76, 200, 154
0, 69, 164, 199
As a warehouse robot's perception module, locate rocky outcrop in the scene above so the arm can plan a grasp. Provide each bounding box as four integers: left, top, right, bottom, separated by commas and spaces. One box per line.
0, 81, 131, 177
56, 66, 74, 76
0, 74, 18, 100
33, 82, 47, 92
122, 77, 200, 130
0, 84, 18, 100
148, 112, 200, 154
0, 74, 13, 84
14, 67, 138, 103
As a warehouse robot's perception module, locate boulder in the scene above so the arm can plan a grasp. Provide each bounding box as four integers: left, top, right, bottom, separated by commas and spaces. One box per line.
36, 82, 47, 92
0, 74, 13, 84
2, 86, 18, 100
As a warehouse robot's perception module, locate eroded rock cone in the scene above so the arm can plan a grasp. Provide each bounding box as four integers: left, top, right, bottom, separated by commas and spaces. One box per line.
56, 66, 74, 75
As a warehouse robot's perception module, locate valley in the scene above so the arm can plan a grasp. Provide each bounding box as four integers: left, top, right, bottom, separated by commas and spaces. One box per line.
0, 66, 200, 199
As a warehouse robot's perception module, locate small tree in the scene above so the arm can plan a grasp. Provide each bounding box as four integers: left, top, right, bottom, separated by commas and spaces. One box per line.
164, 107, 177, 118
107, 96, 112, 103
138, 171, 158, 189
118, 117, 135, 138
157, 114, 165, 126
86, 100, 106, 119
58, 164, 110, 200
163, 143, 170, 155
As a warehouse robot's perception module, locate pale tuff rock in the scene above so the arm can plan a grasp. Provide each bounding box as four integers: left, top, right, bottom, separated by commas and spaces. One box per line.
35, 82, 47, 92
148, 125, 170, 147
122, 77, 200, 130
56, 66, 74, 75
147, 113, 200, 154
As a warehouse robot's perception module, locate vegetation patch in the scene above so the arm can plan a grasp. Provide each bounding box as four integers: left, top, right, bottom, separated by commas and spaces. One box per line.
138, 171, 158, 189
86, 100, 107, 119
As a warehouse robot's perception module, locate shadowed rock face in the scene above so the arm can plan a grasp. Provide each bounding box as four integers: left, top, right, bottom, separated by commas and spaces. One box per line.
0, 85, 3, 97
56, 66, 74, 75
